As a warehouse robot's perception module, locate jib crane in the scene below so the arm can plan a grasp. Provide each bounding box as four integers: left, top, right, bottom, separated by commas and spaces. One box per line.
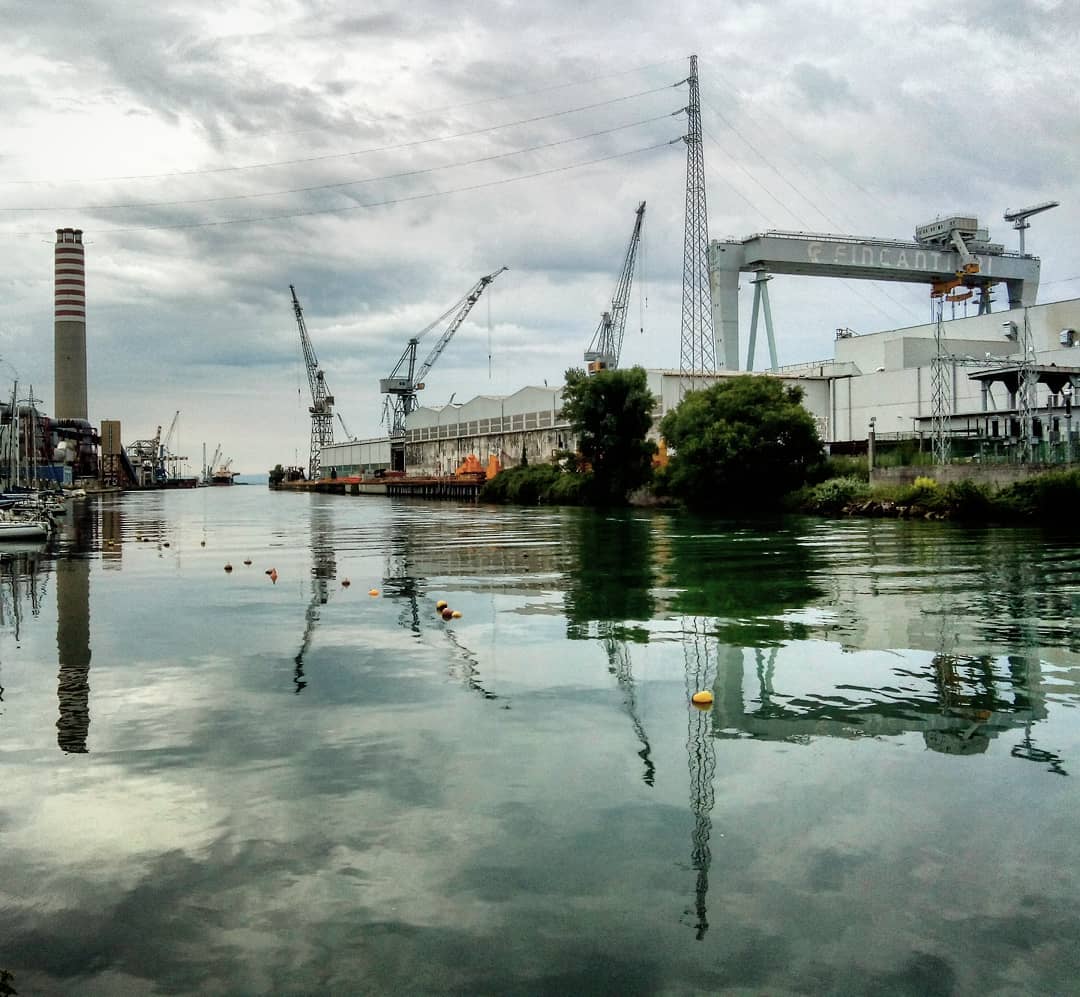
584, 201, 646, 373
380, 267, 508, 438
290, 284, 334, 481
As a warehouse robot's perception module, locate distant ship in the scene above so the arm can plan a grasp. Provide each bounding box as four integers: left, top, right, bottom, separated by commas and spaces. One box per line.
210, 466, 239, 485
207, 457, 239, 485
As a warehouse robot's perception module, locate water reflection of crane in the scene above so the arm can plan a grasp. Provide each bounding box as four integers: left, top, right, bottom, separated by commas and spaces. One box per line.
381, 519, 499, 700
293, 502, 336, 694
600, 625, 654, 787
682, 616, 718, 941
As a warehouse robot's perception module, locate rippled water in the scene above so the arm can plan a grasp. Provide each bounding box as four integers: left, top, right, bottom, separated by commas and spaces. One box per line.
2, 488, 1079, 994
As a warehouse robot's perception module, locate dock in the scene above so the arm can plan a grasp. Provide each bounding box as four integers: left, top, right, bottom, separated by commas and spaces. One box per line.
269, 473, 485, 501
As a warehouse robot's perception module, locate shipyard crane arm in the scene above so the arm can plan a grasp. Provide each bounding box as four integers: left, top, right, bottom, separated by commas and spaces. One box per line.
162, 410, 180, 456
290, 284, 335, 480
380, 267, 507, 435
585, 201, 646, 372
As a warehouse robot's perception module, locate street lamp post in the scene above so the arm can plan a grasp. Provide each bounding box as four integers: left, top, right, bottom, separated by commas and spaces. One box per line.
1064, 382, 1074, 464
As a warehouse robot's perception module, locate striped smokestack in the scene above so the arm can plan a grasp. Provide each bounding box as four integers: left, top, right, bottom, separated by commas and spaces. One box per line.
54, 227, 87, 421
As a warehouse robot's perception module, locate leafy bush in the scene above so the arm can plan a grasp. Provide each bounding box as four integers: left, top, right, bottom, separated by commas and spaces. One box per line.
805, 454, 868, 485
942, 479, 994, 520
996, 468, 1080, 519
545, 470, 591, 505
479, 464, 588, 506
803, 475, 871, 514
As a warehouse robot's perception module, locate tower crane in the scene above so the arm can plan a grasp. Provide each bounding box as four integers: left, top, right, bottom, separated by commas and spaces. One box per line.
380, 267, 508, 438
290, 284, 334, 481
1004, 201, 1060, 256
584, 201, 646, 373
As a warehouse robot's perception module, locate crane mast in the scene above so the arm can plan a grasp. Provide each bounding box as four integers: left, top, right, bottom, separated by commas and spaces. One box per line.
585, 201, 646, 373
290, 285, 334, 480
380, 267, 507, 437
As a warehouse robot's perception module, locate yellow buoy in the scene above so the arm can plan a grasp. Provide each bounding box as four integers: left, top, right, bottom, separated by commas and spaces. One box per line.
691, 690, 714, 706
436, 600, 448, 610
369, 588, 380, 597
451, 610, 462, 619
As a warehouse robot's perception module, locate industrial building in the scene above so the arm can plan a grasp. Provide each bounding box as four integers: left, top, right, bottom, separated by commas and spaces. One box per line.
319, 293, 1079, 482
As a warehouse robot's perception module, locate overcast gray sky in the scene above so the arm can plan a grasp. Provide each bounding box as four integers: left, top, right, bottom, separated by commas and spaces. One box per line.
2, 0, 1077, 473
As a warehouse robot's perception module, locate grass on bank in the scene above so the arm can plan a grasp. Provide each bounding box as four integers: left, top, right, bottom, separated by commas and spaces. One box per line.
793, 466, 1080, 522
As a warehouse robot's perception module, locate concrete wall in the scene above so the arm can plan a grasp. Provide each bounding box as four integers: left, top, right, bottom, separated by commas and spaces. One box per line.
872, 463, 1072, 489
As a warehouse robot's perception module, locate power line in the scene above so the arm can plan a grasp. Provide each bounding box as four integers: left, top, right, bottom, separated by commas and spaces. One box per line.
3, 112, 680, 212
254, 57, 687, 141
0, 84, 680, 186
7, 137, 681, 235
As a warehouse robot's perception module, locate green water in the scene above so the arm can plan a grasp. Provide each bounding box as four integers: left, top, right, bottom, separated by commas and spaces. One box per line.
1, 489, 1078, 994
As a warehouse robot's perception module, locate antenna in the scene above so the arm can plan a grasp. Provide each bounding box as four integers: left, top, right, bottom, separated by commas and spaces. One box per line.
1003, 201, 1060, 255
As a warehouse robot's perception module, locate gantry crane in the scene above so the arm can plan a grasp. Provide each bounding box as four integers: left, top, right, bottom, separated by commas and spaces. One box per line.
380, 267, 508, 439
290, 284, 334, 481
584, 201, 646, 373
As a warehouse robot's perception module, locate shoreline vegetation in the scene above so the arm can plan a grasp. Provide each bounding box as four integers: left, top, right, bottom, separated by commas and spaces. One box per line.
477, 370, 1080, 524
792, 466, 1080, 524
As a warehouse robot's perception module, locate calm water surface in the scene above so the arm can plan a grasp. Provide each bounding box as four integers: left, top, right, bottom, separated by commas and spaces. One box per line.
1, 488, 1079, 995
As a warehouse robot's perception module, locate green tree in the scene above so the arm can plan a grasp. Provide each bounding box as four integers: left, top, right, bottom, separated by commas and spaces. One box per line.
560, 365, 657, 505
659, 375, 823, 512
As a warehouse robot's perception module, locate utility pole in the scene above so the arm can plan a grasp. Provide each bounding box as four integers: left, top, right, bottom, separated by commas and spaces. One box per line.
679, 55, 715, 396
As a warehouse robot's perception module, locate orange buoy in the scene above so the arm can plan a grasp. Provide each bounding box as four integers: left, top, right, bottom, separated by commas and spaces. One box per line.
269, 569, 278, 583
451, 610, 462, 619
341, 578, 351, 587
691, 690, 713, 707
369, 588, 379, 597
224, 563, 233, 572
436, 600, 448, 610
441, 608, 454, 621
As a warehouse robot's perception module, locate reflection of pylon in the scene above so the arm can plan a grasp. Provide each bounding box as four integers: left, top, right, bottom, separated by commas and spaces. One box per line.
683, 616, 717, 940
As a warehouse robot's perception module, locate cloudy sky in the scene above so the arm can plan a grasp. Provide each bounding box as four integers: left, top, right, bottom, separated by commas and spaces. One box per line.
2, 0, 1078, 473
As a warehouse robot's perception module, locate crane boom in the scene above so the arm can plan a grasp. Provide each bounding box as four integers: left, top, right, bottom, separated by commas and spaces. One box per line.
585, 201, 646, 373
380, 267, 507, 436
290, 285, 335, 480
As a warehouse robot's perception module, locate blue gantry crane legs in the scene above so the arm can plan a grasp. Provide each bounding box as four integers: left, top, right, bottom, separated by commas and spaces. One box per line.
290, 284, 334, 481
584, 201, 646, 374
380, 267, 508, 438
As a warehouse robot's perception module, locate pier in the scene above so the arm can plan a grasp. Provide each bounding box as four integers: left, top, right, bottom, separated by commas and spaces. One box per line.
270, 473, 485, 501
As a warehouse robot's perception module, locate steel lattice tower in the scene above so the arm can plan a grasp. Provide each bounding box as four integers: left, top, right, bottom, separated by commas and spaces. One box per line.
1017, 308, 1037, 462
680, 56, 715, 395
931, 297, 952, 465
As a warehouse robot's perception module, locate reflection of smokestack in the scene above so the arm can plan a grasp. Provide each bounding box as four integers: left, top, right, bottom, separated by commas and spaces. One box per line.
56, 557, 91, 753
54, 228, 87, 421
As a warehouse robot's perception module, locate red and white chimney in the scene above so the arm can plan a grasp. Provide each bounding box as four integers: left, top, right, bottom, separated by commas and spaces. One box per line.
54, 227, 88, 421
